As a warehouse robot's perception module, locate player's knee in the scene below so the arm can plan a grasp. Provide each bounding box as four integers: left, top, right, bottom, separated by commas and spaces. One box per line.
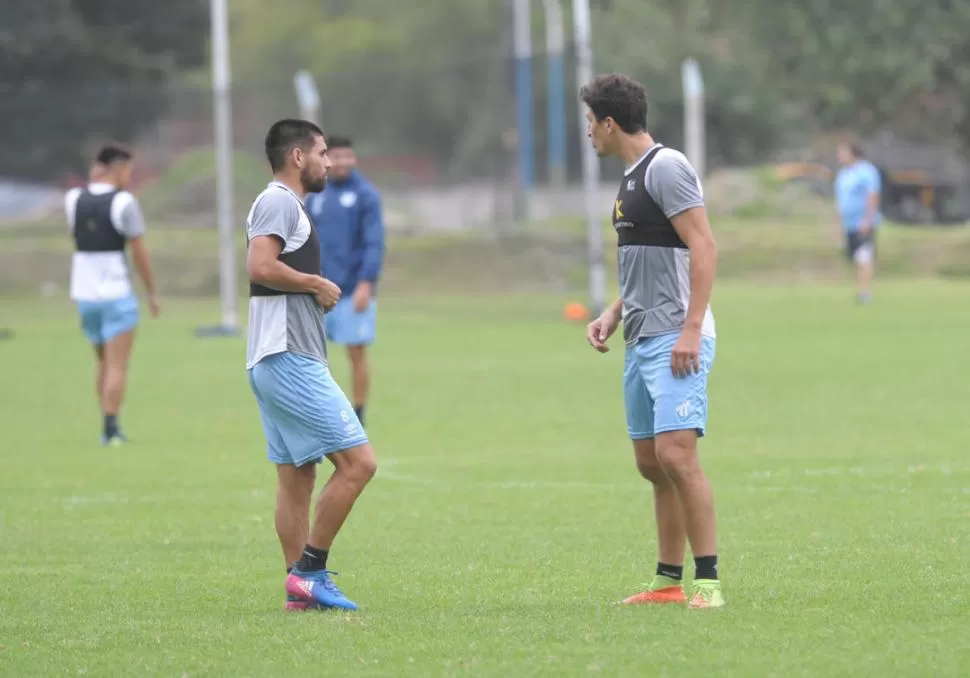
338, 446, 377, 487
635, 457, 668, 484
633, 440, 667, 484
654, 432, 700, 481
348, 347, 368, 370
102, 364, 126, 390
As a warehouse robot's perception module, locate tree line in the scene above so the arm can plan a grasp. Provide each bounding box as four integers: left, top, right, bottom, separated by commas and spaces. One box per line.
2, 0, 967, 180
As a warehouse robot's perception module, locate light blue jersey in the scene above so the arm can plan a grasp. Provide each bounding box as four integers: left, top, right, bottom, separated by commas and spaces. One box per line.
835, 161, 882, 233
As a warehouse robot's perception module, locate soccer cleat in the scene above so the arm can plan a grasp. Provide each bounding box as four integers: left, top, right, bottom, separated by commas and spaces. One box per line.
622, 575, 687, 605
285, 569, 358, 611
101, 432, 128, 447
687, 579, 725, 609
284, 594, 318, 612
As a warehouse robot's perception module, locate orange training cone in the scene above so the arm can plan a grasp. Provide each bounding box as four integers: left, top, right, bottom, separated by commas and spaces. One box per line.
563, 301, 590, 322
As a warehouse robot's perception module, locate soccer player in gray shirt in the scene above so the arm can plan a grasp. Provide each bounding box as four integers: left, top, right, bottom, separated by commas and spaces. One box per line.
581, 74, 724, 609
246, 119, 377, 612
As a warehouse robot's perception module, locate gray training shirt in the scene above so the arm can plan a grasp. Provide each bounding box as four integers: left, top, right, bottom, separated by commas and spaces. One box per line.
245, 182, 329, 370
612, 145, 716, 345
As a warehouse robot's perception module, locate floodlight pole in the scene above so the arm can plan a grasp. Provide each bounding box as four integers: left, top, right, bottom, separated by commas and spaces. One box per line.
542, 0, 567, 188
513, 0, 535, 202
573, 0, 606, 316
211, 0, 238, 332
681, 58, 706, 179
293, 70, 321, 127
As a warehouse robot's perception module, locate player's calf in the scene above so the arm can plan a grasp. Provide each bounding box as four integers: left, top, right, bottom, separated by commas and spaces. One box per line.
655, 430, 721, 597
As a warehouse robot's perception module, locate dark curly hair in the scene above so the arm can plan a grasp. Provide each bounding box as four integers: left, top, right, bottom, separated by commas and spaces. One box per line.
579, 73, 648, 134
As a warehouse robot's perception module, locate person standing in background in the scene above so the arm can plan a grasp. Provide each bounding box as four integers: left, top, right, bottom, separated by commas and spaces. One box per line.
834, 138, 882, 304
306, 136, 385, 428
66, 143, 160, 445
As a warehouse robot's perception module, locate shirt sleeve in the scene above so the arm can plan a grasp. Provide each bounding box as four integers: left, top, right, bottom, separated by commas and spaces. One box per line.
645, 151, 705, 219
358, 187, 385, 283
113, 193, 147, 239
248, 189, 299, 245
64, 188, 81, 231
862, 164, 882, 194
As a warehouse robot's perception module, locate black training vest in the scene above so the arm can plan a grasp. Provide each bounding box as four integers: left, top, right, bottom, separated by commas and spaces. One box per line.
612, 145, 687, 249
249, 187, 321, 297
73, 189, 126, 252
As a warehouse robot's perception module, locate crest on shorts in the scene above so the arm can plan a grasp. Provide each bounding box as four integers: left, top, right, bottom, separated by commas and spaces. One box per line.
676, 399, 692, 419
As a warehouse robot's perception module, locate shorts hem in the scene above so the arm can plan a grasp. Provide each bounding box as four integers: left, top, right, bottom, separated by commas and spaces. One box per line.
629, 431, 655, 440
321, 436, 370, 456
334, 338, 374, 347
100, 320, 139, 344
653, 424, 706, 438
271, 455, 324, 468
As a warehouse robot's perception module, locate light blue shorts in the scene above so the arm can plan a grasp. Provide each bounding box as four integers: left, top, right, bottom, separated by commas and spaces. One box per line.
248, 351, 369, 467
76, 294, 139, 345
623, 332, 716, 440
324, 297, 376, 346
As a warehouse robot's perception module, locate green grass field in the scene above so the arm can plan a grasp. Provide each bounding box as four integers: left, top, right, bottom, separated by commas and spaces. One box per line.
2, 281, 970, 677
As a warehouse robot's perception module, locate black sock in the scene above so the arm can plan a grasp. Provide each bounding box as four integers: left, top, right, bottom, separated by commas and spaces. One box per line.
656, 562, 684, 581
354, 405, 365, 427
286, 566, 292, 574
294, 545, 328, 572
104, 414, 118, 438
694, 555, 718, 581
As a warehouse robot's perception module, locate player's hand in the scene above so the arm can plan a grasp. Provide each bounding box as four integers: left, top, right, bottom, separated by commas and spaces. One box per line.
671, 326, 701, 378
314, 277, 341, 311
352, 281, 372, 313
586, 310, 619, 353
148, 293, 161, 318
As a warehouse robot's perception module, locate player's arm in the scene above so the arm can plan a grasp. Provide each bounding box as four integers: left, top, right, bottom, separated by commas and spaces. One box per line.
247, 235, 326, 294
670, 207, 717, 332
358, 188, 385, 285
861, 166, 881, 228
351, 187, 385, 310
246, 192, 330, 297
650, 153, 717, 332
116, 195, 160, 316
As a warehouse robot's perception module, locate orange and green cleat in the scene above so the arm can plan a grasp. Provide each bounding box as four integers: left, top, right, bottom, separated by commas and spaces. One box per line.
621, 575, 687, 605
687, 579, 725, 609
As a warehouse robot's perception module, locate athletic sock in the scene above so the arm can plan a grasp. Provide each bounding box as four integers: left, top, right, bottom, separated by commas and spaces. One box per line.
295, 545, 328, 572
694, 555, 718, 581
353, 405, 366, 427
103, 414, 118, 438
656, 562, 684, 582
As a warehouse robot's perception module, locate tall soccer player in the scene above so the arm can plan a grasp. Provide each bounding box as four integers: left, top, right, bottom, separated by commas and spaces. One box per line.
66, 143, 160, 445
306, 136, 385, 427
246, 119, 378, 612
580, 74, 724, 609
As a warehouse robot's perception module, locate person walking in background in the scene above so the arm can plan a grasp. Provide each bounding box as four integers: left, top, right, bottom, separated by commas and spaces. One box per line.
306, 136, 385, 428
834, 138, 882, 304
65, 143, 160, 446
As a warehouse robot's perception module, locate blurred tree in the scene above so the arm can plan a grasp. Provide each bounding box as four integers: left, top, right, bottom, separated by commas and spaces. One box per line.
0, 0, 208, 181
732, 0, 970, 151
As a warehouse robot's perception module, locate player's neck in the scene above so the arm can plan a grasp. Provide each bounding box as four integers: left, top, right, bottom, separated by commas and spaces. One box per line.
616, 132, 656, 169
273, 173, 307, 200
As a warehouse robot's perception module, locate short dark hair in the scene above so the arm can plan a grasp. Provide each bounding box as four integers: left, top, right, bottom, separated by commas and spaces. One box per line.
579, 73, 648, 134
264, 119, 324, 172
94, 143, 133, 166
841, 136, 865, 159
326, 135, 353, 150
